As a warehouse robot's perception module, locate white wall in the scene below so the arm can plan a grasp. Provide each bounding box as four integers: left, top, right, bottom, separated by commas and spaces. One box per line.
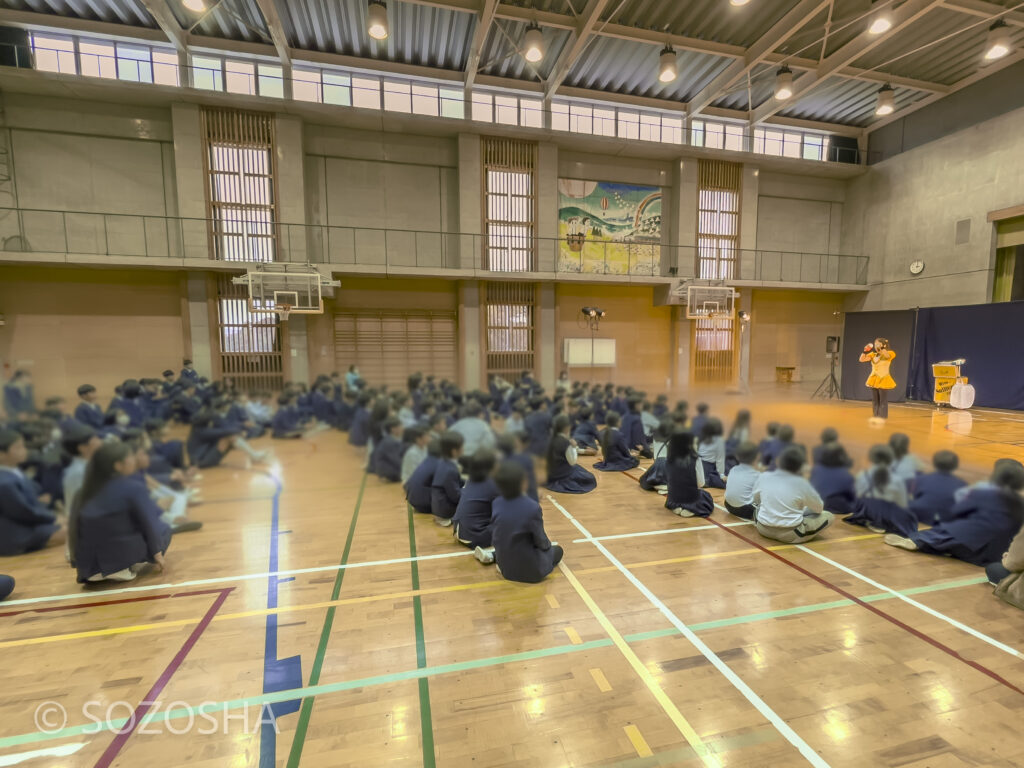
756, 171, 844, 255
842, 104, 1024, 310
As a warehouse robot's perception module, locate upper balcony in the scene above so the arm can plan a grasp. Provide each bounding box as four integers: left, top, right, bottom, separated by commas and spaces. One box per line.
0, 207, 868, 290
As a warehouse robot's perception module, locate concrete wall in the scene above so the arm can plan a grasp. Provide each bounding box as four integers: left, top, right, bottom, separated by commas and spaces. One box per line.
756, 171, 844, 255
843, 104, 1024, 310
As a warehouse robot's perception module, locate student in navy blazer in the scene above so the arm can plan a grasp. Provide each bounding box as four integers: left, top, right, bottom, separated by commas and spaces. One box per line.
0, 430, 64, 556
430, 431, 465, 525
490, 460, 562, 583
909, 451, 967, 525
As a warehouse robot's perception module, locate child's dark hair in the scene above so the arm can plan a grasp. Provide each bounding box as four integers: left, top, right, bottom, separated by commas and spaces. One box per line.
600, 412, 621, 458
819, 442, 851, 469
696, 402, 709, 415
888, 433, 910, 460
699, 418, 723, 443
992, 459, 1024, 524
552, 414, 571, 435
577, 407, 592, 421
468, 449, 497, 482
777, 424, 795, 443
403, 426, 424, 444
61, 424, 97, 457
653, 419, 673, 444
867, 444, 894, 492
495, 459, 526, 500
496, 433, 519, 457
425, 439, 442, 457
439, 430, 464, 457
765, 421, 779, 437
735, 441, 759, 465
384, 417, 401, 434
932, 450, 959, 473
729, 409, 751, 435
777, 446, 805, 473
868, 444, 894, 466
77, 384, 96, 397
605, 411, 621, 428
674, 399, 688, 413
820, 427, 839, 443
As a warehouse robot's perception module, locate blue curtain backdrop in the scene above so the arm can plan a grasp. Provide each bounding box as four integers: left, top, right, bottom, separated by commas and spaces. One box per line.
908, 302, 1024, 410
840, 310, 916, 402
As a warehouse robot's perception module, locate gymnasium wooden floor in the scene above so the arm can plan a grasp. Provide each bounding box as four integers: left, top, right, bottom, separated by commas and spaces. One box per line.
3, 396, 1024, 767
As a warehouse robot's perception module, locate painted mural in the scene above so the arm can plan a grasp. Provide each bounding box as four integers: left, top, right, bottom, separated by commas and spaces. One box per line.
557, 179, 662, 275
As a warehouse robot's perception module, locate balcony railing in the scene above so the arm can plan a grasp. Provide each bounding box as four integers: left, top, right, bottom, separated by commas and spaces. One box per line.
0, 207, 869, 286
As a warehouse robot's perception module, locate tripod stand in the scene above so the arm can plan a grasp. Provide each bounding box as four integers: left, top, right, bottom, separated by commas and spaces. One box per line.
812, 353, 841, 400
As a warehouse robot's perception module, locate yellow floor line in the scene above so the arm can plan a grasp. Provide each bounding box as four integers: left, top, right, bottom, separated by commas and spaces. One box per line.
623, 724, 654, 757
546, 595, 560, 609
558, 559, 722, 768
590, 667, 612, 692
564, 626, 583, 645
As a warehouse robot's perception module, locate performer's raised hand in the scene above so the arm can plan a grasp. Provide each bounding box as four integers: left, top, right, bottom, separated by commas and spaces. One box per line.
863, 342, 874, 353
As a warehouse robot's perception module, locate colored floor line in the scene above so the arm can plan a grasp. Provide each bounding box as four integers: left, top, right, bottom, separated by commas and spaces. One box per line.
606, 728, 780, 767
259, 470, 285, 768
547, 495, 831, 768
406, 506, 436, 767
0, 576, 985, 754
702, 508, 1024, 697
284, 472, 367, 768
92, 587, 233, 768
0, 588, 229, 619
572, 520, 753, 543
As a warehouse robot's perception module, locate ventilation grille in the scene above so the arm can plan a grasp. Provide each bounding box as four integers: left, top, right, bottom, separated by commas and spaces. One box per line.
954, 218, 971, 245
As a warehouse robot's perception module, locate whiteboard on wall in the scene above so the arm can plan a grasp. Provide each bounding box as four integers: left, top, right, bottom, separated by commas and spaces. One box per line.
563, 337, 616, 366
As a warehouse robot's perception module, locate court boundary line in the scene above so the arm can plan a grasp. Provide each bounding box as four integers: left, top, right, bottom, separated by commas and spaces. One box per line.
259, 469, 285, 768
406, 507, 436, 767
571, 520, 753, 543
546, 494, 831, 768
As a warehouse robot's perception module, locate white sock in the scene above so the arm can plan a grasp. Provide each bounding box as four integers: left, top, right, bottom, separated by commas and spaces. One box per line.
235, 437, 261, 459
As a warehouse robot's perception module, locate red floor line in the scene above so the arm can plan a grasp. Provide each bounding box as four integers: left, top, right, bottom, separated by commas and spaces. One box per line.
617, 467, 1024, 696
0, 588, 229, 619
92, 586, 235, 768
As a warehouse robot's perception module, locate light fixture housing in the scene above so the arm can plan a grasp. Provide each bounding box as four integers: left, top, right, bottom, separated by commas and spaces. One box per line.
367, 1, 389, 40
658, 46, 677, 83
730, 0, 751, 5
523, 25, 544, 63
985, 20, 1011, 60
773, 66, 793, 101
868, 3, 893, 35
875, 84, 895, 116
182, 0, 205, 12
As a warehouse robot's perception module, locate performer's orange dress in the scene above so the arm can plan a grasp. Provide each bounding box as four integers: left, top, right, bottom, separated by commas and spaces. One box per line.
865, 350, 896, 390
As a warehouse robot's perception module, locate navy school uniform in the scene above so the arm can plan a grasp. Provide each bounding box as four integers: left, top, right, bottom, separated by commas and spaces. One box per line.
665, 435, 714, 517
152, 439, 186, 470
524, 410, 553, 457
909, 471, 967, 525
809, 465, 857, 516
180, 367, 200, 385
405, 455, 440, 515
652, 403, 669, 419
108, 395, 145, 428
760, 437, 784, 469
591, 401, 607, 425
622, 412, 650, 451
508, 451, 539, 502
639, 443, 668, 490
296, 392, 315, 420
609, 397, 627, 416
545, 436, 597, 495
72, 475, 171, 582
908, 488, 1022, 567
491, 494, 563, 584
844, 496, 918, 537
172, 393, 202, 424
372, 435, 404, 482
186, 422, 239, 468
594, 428, 639, 472
348, 407, 370, 446
453, 477, 499, 548
571, 419, 600, 451
430, 458, 464, 520
311, 391, 337, 427
0, 468, 59, 556
689, 415, 708, 437
74, 402, 106, 431
336, 401, 355, 432
3, 383, 35, 418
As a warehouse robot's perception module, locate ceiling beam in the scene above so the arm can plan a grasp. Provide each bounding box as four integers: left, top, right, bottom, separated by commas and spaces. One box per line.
137, 0, 187, 52
941, 0, 1024, 28
751, 0, 945, 124
252, 0, 291, 67
687, 0, 830, 118
543, 0, 614, 100
464, 0, 499, 91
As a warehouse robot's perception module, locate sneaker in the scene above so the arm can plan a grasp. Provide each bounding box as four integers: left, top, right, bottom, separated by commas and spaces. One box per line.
672, 508, 697, 518
884, 533, 918, 551
474, 546, 495, 565
89, 568, 136, 583
867, 524, 886, 534
253, 451, 272, 464
434, 516, 453, 528
172, 520, 203, 534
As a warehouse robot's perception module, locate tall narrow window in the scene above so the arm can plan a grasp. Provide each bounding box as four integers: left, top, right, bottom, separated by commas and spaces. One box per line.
215, 274, 284, 391
482, 137, 536, 272
201, 108, 277, 262
697, 160, 742, 280
692, 317, 736, 384
484, 282, 536, 382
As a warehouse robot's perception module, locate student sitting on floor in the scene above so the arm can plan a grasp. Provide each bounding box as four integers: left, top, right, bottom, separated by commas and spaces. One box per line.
988, 524, 1024, 610
545, 415, 597, 495
665, 430, 714, 518
811, 428, 840, 466
401, 426, 429, 486
0, 429, 65, 556
69, 441, 171, 583
0, 574, 12, 601
845, 449, 918, 537
889, 433, 924, 489
622, 398, 653, 459
909, 450, 967, 525
272, 394, 306, 439
639, 421, 672, 491
594, 412, 639, 472
62, 424, 103, 516
855, 445, 909, 508
74, 384, 107, 432
690, 402, 710, 437
498, 432, 538, 503
430, 430, 465, 527
571, 407, 599, 456
752, 446, 833, 544
187, 401, 268, 468
884, 459, 1024, 567
724, 441, 761, 520
504, 402, 527, 438
348, 393, 373, 447
453, 449, 500, 563
763, 424, 799, 471
758, 422, 779, 468
489, 460, 563, 582
405, 439, 441, 515
372, 418, 404, 483
725, 409, 751, 472
126, 430, 201, 534
697, 418, 727, 489
524, 397, 553, 457
810, 442, 857, 516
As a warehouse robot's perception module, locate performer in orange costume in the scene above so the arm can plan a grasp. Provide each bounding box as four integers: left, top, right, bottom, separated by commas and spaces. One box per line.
859, 338, 896, 421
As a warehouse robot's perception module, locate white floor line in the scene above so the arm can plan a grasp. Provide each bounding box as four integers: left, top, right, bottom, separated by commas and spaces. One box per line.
546, 495, 832, 768
571, 520, 753, 544
1, 550, 475, 608
0, 743, 85, 766
795, 545, 1024, 661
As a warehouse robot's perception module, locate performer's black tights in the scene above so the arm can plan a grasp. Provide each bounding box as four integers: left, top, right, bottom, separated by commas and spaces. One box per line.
871, 388, 888, 419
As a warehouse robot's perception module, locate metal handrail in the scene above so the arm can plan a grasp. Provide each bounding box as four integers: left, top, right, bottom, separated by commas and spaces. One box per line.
0, 206, 869, 285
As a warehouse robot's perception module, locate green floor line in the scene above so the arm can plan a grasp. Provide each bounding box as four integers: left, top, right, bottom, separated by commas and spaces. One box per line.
284, 472, 367, 768
407, 505, 437, 767
0, 575, 990, 752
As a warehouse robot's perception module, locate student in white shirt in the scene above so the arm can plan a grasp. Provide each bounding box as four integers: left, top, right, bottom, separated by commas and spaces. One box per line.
401, 426, 430, 485
752, 446, 833, 543
724, 441, 760, 520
